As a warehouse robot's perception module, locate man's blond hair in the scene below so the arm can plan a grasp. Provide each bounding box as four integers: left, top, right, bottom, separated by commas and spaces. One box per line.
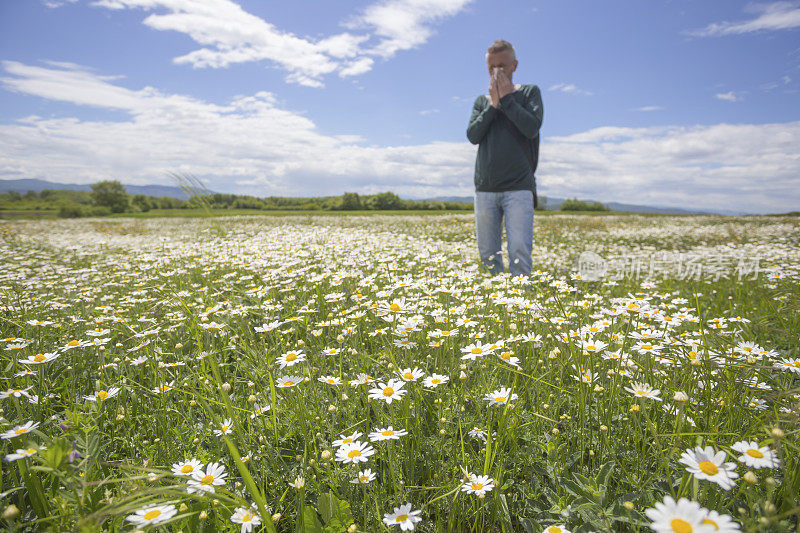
486, 39, 516, 62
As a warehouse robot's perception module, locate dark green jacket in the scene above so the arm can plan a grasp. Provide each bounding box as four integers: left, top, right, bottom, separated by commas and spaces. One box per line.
466, 84, 543, 192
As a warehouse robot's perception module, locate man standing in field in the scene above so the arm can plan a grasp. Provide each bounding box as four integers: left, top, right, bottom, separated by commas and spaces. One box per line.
466, 39, 543, 277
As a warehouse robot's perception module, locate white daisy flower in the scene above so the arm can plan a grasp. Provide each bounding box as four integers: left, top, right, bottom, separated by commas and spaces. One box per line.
171, 458, 204, 477
461, 473, 495, 498
679, 446, 739, 490
350, 468, 376, 484
335, 441, 375, 464
125, 503, 178, 526
382, 503, 422, 531
231, 504, 261, 533
730, 441, 780, 469
187, 462, 227, 494
368, 379, 407, 404
644, 496, 715, 533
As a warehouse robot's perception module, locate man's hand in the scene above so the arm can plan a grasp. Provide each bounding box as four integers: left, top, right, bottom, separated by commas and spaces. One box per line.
495, 69, 514, 99
489, 70, 514, 108
488, 76, 500, 108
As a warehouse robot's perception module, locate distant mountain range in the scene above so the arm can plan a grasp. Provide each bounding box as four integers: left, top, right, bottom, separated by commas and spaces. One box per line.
0, 178, 198, 200
422, 196, 746, 216
0, 178, 748, 215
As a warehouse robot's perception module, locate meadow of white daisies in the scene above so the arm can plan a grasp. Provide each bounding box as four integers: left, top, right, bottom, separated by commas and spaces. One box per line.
0, 212, 798, 532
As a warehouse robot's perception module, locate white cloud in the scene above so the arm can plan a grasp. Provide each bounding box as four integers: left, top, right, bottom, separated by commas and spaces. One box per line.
631, 106, 663, 112
1, 61, 798, 213
715, 91, 743, 102
542, 122, 800, 213
419, 109, 440, 115
42, 0, 78, 7
548, 83, 593, 96
89, 0, 473, 86
688, 1, 800, 37
344, 0, 474, 59
760, 75, 792, 90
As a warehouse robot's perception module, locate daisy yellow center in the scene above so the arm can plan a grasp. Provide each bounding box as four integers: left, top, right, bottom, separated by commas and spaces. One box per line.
472, 483, 483, 491
586, 345, 596, 351
360, 476, 369, 482
743, 346, 752, 352
389, 303, 401, 312
327, 379, 335, 383
382, 387, 394, 396
144, 510, 162, 520
547, 527, 563, 533
221, 425, 229, 432
395, 514, 408, 522
688, 351, 698, 359
26, 448, 36, 454
788, 361, 800, 367
200, 474, 215, 484
442, 330, 450, 335
180, 465, 194, 473
34, 354, 46, 362
286, 353, 297, 362
641, 344, 652, 350
403, 373, 413, 380
97, 390, 109, 400
342, 438, 353, 444
635, 390, 646, 396
242, 513, 253, 522
494, 396, 506, 403
283, 381, 294, 387
501, 353, 511, 360
698, 461, 719, 476
670, 518, 692, 533
68, 340, 79, 347
746, 449, 764, 458
432, 379, 441, 384
471, 348, 482, 354
14, 428, 27, 435
347, 450, 361, 458
382, 430, 394, 436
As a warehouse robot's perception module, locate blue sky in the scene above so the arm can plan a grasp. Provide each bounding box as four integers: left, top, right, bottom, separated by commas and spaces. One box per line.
1, 0, 799, 213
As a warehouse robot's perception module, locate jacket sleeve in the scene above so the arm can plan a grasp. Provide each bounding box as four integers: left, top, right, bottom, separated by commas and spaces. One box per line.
466, 96, 498, 145
499, 85, 543, 139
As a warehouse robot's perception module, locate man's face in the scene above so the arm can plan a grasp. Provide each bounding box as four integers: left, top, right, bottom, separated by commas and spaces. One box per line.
486, 50, 517, 79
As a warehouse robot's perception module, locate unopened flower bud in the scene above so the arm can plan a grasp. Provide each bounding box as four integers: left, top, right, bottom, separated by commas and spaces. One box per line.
623, 501, 634, 510
2, 504, 20, 519
771, 427, 784, 439
272, 513, 282, 523
743, 471, 758, 484
221, 382, 231, 392
673, 391, 688, 402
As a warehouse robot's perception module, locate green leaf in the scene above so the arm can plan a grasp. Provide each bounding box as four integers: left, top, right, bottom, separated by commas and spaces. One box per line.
297, 507, 324, 533
317, 492, 353, 532
597, 461, 615, 489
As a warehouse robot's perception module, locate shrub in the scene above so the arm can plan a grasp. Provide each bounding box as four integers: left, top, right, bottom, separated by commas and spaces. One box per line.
560, 198, 610, 211
58, 205, 84, 218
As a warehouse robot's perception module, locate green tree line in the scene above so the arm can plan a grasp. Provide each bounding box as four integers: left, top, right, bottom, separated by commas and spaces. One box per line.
0, 181, 476, 217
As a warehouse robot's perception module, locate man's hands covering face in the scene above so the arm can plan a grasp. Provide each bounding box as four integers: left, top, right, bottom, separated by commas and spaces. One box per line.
489, 69, 514, 108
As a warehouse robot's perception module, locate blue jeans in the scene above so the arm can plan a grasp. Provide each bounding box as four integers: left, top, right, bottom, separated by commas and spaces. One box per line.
474, 190, 534, 277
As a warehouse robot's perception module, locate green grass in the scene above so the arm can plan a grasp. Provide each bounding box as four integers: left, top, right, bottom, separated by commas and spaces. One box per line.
0, 213, 797, 532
